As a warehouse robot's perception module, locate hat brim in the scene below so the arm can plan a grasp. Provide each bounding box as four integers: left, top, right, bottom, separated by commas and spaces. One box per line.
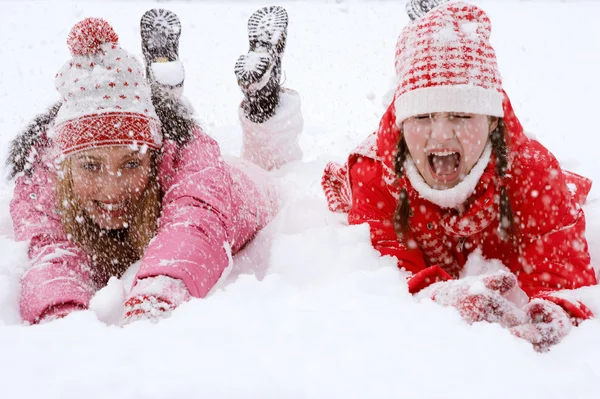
394, 85, 504, 126
55, 113, 161, 156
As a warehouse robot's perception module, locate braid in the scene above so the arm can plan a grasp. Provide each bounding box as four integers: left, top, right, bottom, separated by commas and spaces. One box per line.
393, 136, 410, 241
490, 119, 514, 238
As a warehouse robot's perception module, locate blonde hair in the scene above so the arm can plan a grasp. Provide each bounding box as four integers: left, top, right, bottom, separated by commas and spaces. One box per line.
56, 152, 161, 283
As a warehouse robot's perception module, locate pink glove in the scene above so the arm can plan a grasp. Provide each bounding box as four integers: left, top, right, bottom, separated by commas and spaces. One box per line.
121, 276, 191, 325
422, 271, 526, 328
37, 303, 86, 324
510, 299, 572, 352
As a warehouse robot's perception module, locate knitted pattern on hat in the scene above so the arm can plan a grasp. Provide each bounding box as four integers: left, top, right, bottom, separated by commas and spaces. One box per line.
53, 18, 161, 155
394, 1, 504, 125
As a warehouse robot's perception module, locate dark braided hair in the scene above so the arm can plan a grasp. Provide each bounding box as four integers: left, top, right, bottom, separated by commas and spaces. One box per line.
489, 119, 514, 238
393, 118, 514, 241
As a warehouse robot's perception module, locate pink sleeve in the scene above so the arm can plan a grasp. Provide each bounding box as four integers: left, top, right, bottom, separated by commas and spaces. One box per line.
136, 130, 270, 298
11, 149, 95, 323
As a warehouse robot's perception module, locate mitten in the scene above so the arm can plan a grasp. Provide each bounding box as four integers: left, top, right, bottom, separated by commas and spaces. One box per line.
510, 299, 572, 352
37, 303, 86, 324
420, 271, 526, 328
121, 275, 190, 325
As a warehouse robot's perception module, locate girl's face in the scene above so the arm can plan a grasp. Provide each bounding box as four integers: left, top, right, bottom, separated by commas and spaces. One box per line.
70, 146, 153, 230
402, 113, 498, 189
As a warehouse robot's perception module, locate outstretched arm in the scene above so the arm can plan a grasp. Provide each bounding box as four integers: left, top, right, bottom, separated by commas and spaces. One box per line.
11, 150, 94, 323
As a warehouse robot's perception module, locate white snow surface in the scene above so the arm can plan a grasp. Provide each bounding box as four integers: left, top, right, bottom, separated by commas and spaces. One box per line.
151, 60, 185, 86
2, 1, 600, 398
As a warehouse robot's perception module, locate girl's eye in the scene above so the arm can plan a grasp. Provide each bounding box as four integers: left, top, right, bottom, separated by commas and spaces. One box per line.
81, 162, 101, 171
453, 114, 472, 119
414, 114, 430, 120
123, 160, 141, 169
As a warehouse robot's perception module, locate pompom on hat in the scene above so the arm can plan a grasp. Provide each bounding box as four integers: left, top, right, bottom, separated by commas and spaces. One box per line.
393, 1, 504, 125
53, 18, 161, 155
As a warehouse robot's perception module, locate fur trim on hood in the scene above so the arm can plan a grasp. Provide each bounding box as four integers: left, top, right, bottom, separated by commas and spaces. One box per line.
7, 101, 60, 179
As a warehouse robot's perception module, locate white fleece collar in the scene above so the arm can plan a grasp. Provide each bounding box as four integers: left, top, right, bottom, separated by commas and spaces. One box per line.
404, 142, 492, 209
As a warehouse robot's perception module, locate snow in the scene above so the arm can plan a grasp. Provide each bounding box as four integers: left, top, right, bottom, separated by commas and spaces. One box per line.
150, 60, 185, 86
89, 276, 126, 325
1, 0, 600, 397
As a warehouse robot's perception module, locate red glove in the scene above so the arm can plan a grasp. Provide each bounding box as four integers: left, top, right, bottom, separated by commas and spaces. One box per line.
121, 295, 175, 325
510, 299, 572, 352
37, 303, 86, 324
120, 276, 191, 326
420, 271, 526, 328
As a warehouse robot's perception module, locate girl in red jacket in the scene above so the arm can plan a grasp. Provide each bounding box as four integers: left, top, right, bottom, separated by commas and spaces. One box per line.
322, 0, 597, 351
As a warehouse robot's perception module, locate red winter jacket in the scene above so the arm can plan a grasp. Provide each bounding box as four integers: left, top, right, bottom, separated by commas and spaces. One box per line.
322, 92, 596, 321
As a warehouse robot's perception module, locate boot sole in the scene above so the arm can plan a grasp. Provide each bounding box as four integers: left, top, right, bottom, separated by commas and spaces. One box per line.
235, 6, 288, 87
140, 9, 182, 63
247, 6, 288, 53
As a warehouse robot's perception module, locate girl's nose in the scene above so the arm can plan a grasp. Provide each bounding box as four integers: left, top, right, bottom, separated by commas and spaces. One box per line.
429, 117, 454, 142
100, 173, 128, 201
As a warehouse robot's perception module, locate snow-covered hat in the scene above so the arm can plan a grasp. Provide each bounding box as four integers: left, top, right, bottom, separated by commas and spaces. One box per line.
53, 18, 161, 155
393, 1, 504, 125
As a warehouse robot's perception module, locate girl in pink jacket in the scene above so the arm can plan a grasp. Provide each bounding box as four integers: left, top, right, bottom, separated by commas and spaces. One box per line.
8, 7, 301, 325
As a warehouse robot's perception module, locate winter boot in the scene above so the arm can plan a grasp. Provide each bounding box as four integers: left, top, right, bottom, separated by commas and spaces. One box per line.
405, 0, 448, 20
234, 6, 288, 123
140, 8, 185, 99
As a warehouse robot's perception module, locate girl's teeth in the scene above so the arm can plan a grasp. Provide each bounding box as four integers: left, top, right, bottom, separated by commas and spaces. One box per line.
99, 202, 125, 211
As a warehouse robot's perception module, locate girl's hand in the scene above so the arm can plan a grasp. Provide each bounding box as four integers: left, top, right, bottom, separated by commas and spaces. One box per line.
120, 276, 190, 326
510, 299, 572, 352
419, 271, 527, 328
37, 303, 86, 324
121, 294, 175, 325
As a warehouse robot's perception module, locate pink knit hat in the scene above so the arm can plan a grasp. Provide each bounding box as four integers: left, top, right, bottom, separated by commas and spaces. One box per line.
52, 18, 161, 155
393, 1, 504, 125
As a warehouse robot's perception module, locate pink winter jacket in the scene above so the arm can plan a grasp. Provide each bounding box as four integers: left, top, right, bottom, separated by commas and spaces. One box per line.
11, 127, 274, 323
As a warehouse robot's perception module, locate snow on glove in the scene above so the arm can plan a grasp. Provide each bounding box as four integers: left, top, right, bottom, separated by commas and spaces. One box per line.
37, 303, 86, 324
121, 294, 175, 325
121, 275, 190, 326
419, 270, 527, 328
510, 299, 572, 352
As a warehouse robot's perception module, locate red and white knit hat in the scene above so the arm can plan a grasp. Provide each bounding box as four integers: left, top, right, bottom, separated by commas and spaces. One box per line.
53, 18, 161, 155
394, 1, 504, 125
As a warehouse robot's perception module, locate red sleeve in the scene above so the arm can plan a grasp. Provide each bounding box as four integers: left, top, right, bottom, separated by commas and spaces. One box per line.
509, 141, 597, 320
347, 157, 427, 275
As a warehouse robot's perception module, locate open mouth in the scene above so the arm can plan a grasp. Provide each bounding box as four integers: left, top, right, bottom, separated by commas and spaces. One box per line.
96, 201, 126, 211
427, 150, 462, 182
93, 201, 129, 220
